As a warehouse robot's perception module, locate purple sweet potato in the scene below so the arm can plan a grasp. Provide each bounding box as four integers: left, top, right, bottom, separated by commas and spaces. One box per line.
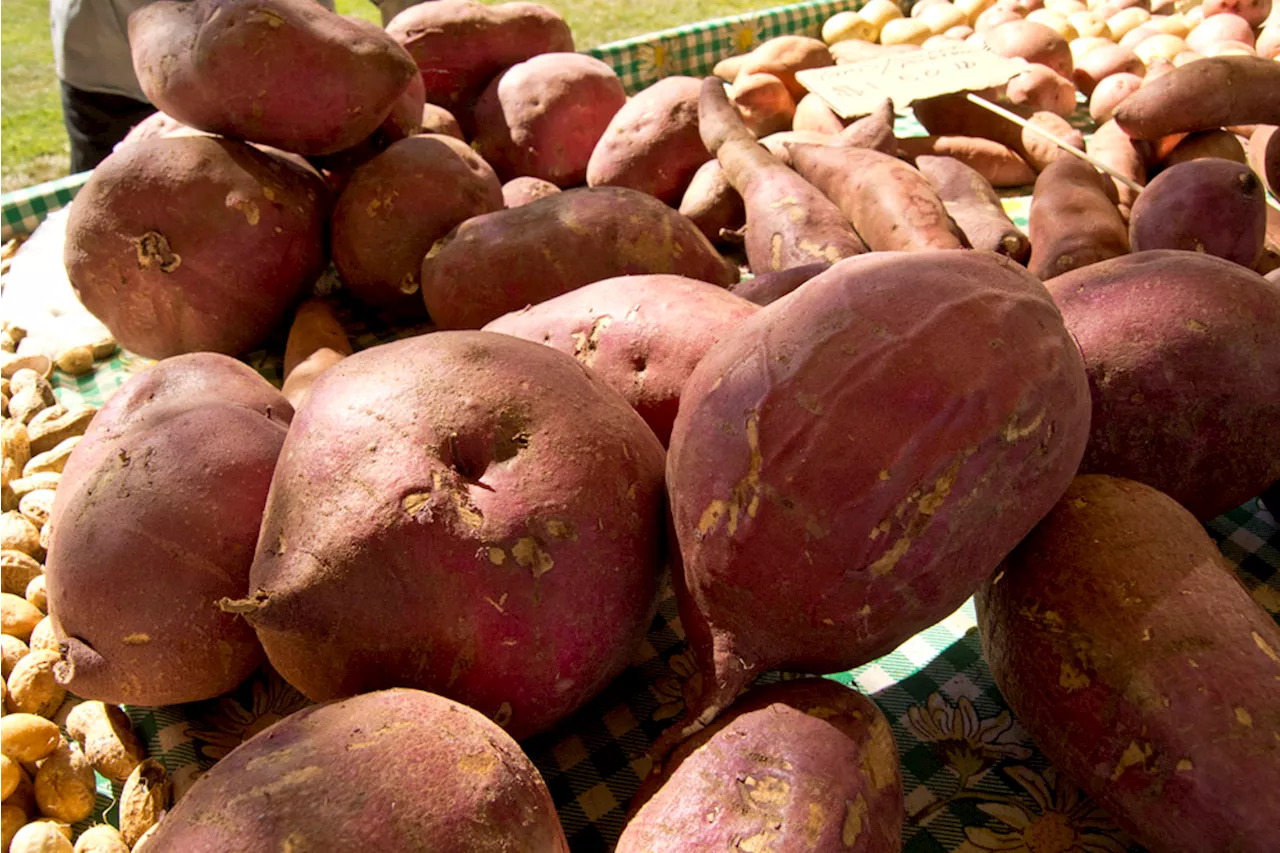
916, 154, 1031, 262
63, 135, 328, 359
977, 475, 1280, 853
1045, 250, 1280, 519
129, 0, 418, 156
502, 176, 561, 208
678, 159, 745, 245
1113, 56, 1280, 140
699, 77, 868, 274
419, 187, 738, 329
230, 332, 666, 740
331, 134, 503, 314
1028, 157, 1130, 280
46, 354, 291, 705
658, 250, 1091, 749
1247, 124, 1279, 195
140, 688, 571, 851
1128, 158, 1266, 267
730, 263, 831, 306
586, 76, 712, 205
473, 53, 627, 187
483, 275, 758, 445
619, 680, 902, 852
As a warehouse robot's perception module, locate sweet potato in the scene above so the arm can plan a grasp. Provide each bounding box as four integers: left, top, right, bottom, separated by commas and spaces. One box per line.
473, 53, 626, 187
1129, 158, 1266, 267
977, 475, 1280, 853
916, 155, 1031, 261
1246, 124, 1279, 195
792, 93, 847, 134
698, 77, 867, 274
786, 143, 968, 251
896, 134, 1038, 186
912, 93, 1086, 172
331, 135, 502, 315
1085, 118, 1147, 219
587, 76, 710, 205
419, 103, 464, 140
1072, 43, 1145, 95
1113, 56, 1280, 140
129, 0, 418, 156
729, 263, 832, 306
63, 135, 328, 359
1258, 25, 1280, 58
729, 73, 797, 138
620, 680, 902, 852
659, 250, 1090, 749
1045, 251, 1280, 518
140, 689, 571, 851
501, 176, 561, 208
307, 70, 427, 180
1185, 12, 1256, 52
420, 187, 737, 329
758, 131, 838, 166
984, 19, 1075, 75
232, 333, 666, 739
280, 299, 351, 409
678, 159, 745, 244
1088, 71, 1143, 123
1003, 64, 1079, 117
735, 36, 834, 101
46, 354, 291, 705
830, 39, 920, 63
1028, 157, 1130, 279
838, 98, 900, 156
386, 0, 573, 125
483, 276, 758, 444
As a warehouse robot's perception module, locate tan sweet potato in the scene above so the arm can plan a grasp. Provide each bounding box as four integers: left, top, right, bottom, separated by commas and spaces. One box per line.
501, 176, 561, 208
912, 93, 1086, 172
1129, 158, 1266, 267
1028, 157, 1130, 278
1004, 64, 1079, 117
984, 19, 1075, 75
729, 73, 797, 138
280, 299, 352, 410
678, 160, 745, 245
1114, 56, 1280, 139
1072, 42, 1146, 94
419, 103, 464, 140
896, 134, 1038, 186
916, 154, 1032, 261
1086, 118, 1147, 219
129, 0, 418, 156
837, 98, 900, 156
1089, 71, 1143, 122
792, 93, 847, 134
735, 36, 834, 101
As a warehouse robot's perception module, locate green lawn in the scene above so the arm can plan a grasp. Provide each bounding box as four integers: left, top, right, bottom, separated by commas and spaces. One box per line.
0, 0, 787, 193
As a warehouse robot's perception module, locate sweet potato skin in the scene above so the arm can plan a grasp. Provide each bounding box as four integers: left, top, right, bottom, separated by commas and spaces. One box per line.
729, 73, 797, 138
1128, 158, 1266, 267
483, 275, 758, 445
1247, 124, 1279, 195
501, 176, 561, 208
129, 0, 418, 156
1028, 157, 1130, 280
916, 154, 1031, 261
896, 135, 1038, 187
1045, 250, 1280, 519
63, 136, 328, 359
792, 93, 847, 134
983, 20, 1074, 77
729, 263, 831, 306
977, 475, 1280, 853
736, 36, 834, 101
678, 159, 745, 244
240, 332, 667, 740
1159, 129, 1248, 167
139, 689, 571, 852
420, 187, 738, 329
46, 354, 291, 705
912, 94, 1086, 172
1085, 118, 1147, 220
619, 680, 902, 853
1113, 56, 1280, 140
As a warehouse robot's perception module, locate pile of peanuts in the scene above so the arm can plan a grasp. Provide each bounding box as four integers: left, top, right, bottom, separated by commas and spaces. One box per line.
2, 322, 170, 853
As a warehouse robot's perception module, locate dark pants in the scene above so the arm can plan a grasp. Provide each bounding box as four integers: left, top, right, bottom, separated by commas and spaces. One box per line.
59, 82, 156, 173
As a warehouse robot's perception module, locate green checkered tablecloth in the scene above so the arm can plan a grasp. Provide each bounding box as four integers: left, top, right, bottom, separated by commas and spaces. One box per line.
7, 2, 1278, 850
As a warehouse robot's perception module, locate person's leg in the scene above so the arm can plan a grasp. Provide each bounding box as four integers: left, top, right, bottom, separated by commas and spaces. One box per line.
59, 82, 156, 173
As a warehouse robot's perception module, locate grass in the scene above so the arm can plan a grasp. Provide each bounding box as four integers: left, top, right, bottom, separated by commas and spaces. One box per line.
0, 0, 788, 193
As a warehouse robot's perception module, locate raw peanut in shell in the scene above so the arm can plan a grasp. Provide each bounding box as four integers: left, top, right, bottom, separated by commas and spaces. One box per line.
46, 354, 291, 705
0, 714, 61, 762
28, 619, 57, 654
587, 77, 712, 206
420, 187, 738, 329
65, 702, 144, 783
659, 251, 1091, 749
2, 551, 42, 597
1046, 250, 1280, 518
977, 475, 1280, 853
1085, 119, 1147, 220
619, 680, 902, 852
1128, 158, 1266, 267
0, 755, 15, 800
137, 689, 569, 851
0, 806, 25, 852
234, 333, 667, 740
6, 649, 65, 717
331, 134, 503, 314
896, 135, 1038, 187
129, 0, 418, 156
0, 634, 29, 678
27, 408, 94, 456
63, 136, 328, 359
73, 825, 129, 853
1028, 158, 1130, 280
729, 263, 832, 307
2, 421, 31, 473
472, 53, 627, 187
502, 176, 561, 208
118, 760, 170, 848
984, 20, 1075, 76
1114, 56, 1280, 140
729, 73, 797, 139
2, 593, 42, 642
678, 159, 745, 245
23, 576, 46, 616
0, 513, 42, 561
483, 275, 759, 445
916, 155, 1031, 262
33, 741, 95, 823
9, 822, 72, 853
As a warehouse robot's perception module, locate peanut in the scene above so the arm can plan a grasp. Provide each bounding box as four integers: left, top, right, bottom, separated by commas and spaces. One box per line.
2, 421, 31, 471
2, 551, 42, 597
9, 820, 74, 853
33, 741, 96, 824
6, 650, 65, 717
2, 594, 42, 642
24, 576, 46, 615
1, 753, 18, 799
1, 804, 26, 852
73, 825, 129, 853
0, 355, 51, 381
119, 760, 170, 847
53, 348, 93, 377
27, 619, 56, 655
129, 824, 159, 853
66, 703, 144, 784
28, 409, 95, 456
1, 634, 29, 678
0, 714, 61, 762
24, 437, 79, 478
89, 338, 117, 361
8, 475, 60, 504
1, 513, 42, 561
18, 491, 55, 531
37, 523, 50, 554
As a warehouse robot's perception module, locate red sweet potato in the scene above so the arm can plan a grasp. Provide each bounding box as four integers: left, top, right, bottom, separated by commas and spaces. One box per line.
1129, 158, 1266, 267
916, 154, 1031, 261
678, 159, 745, 245
735, 36, 834, 101
1113, 56, 1280, 140
483, 275, 758, 444
977, 475, 1280, 853
1158, 129, 1248, 167
729, 263, 831, 306
1072, 43, 1145, 95
1247, 124, 1279, 195
1028, 157, 1130, 279
895, 135, 1038, 187
659, 250, 1091, 749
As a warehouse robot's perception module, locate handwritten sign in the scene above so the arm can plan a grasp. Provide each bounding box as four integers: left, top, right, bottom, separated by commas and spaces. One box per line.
795, 43, 1028, 119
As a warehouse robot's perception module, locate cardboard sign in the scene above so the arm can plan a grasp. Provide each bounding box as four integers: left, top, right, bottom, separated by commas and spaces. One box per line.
795, 43, 1028, 119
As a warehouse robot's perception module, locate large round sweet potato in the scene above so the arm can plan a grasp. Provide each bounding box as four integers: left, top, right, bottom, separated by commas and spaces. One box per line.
139, 688, 570, 852
483, 275, 759, 445
657, 250, 1091, 751
46, 354, 291, 706
1046, 250, 1280, 519
63, 135, 328, 359
232, 332, 666, 740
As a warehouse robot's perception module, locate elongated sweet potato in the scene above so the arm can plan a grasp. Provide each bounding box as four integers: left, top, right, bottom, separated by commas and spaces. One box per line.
129, 0, 418, 156
620, 680, 902, 852
1114, 56, 1280, 139
896, 135, 1038, 186
916, 155, 1031, 261
1046, 250, 1280, 518
699, 77, 867, 274
1085, 118, 1147, 220
1028, 158, 1130, 279
838, 98, 900, 156
977, 475, 1280, 853
658, 250, 1091, 750
483, 275, 758, 444
678, 159, 745, 244
792, 93, 847, 134
140, 689, 571, 851
730, 263, 831, 306
1129, 158, 1266, 267
786, 143, 967, 251
233, 332, 666, 740
586, 76, 711, 205
420, 187, 738, 330
912, 93, 1086, 172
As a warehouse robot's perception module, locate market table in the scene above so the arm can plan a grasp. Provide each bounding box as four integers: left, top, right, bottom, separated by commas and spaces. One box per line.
2, 1, 1277, 850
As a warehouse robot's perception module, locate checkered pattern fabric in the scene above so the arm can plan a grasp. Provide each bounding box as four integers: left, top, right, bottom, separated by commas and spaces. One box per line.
1, 171, 90, 243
